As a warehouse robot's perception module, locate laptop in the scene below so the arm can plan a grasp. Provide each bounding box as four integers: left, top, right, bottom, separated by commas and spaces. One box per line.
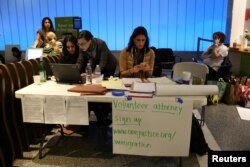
25, 48, 43, 60
50, 63, 82, 84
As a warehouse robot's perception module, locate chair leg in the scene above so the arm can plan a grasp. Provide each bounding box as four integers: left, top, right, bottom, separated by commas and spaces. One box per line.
200, 106, 205, 126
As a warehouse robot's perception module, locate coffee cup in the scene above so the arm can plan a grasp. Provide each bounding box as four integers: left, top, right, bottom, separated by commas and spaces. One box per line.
33, 75, 41, 85
182, 71, 191, 85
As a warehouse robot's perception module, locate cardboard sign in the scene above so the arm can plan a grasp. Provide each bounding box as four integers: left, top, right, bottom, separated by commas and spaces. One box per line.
112, 98, 193, 156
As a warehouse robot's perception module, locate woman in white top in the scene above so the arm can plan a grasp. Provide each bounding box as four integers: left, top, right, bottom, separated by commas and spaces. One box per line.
201, 32, 228, 73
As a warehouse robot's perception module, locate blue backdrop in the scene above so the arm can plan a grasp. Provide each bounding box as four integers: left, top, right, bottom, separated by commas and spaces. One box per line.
0, 0, 228, 51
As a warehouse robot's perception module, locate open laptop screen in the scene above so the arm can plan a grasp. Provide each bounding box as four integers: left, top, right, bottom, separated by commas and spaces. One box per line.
50, 63, 82, 84
25, 48, 43, 60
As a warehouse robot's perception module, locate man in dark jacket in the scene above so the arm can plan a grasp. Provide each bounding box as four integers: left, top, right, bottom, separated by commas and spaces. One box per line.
76, 30, 117, 78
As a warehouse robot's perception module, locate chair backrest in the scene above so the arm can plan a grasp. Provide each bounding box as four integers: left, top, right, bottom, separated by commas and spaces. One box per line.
172, 62, 209, 84
20, 60, 34, 84
29, 59, 39, 75
214, 57, 232, 82
15, 62, 29, 87
0, 64, 23, 158
43, 56, 53, 78
0, 70, 15, 167
155, 48, 175, 62
52, 55, 60, 63
6, 63, 21, 90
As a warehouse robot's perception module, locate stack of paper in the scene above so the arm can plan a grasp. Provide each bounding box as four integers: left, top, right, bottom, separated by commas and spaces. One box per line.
101, 77, 128, 90
130, 82, 156, 93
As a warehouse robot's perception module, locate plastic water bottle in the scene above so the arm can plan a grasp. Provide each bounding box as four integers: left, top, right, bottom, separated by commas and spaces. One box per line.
94, 65, 101, 78
85, 62, 92, 84
38, 56, 46, 82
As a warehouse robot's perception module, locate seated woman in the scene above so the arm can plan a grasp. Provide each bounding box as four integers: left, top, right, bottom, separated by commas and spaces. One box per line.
201, 32, 229, 79
59, 35, 79, 64
119, 26, 155, 79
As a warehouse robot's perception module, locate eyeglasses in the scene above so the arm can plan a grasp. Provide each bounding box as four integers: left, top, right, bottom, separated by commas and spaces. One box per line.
78, 40, 90, 47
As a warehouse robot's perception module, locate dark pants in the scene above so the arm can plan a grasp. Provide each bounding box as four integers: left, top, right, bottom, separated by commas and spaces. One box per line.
88, 102, 112, 125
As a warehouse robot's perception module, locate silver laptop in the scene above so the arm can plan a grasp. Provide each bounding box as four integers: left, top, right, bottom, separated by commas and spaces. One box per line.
50, 63, 82, 84
25, 48, 43, 60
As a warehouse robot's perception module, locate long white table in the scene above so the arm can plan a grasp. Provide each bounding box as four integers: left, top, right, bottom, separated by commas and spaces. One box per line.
15, 80, 207, 108
15, 80, 208, 158
15, 80, 208, 126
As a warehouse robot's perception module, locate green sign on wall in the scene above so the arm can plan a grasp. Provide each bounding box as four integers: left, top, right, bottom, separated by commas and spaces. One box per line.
55, 17, 80, 39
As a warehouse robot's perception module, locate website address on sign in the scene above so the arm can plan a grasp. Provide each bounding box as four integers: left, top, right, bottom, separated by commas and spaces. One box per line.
113, 128, 176, 141
113, 139, 151, 149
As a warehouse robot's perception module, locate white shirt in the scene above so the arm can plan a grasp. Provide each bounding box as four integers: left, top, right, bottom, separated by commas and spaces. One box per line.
203, 44, 228, 71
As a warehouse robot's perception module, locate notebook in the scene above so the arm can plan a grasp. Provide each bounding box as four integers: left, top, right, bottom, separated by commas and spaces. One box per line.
25, 48, 43, 60
50, 63, 82, 84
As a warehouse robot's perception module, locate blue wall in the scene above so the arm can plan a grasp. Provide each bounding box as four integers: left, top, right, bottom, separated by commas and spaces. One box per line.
0, 0, 228, 51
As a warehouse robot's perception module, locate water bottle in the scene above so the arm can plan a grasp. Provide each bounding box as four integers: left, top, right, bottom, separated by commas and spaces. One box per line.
38, 56, 46, 82
94, 65, 101, 78
85, 62, 92, 84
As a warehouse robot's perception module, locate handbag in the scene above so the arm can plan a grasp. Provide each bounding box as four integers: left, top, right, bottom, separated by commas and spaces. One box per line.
207, 78, 227, 101
222, 78, 240, 105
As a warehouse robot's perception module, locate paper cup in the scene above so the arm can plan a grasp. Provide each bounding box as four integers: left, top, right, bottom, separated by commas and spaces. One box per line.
182, 71, 191, 84
33, 75, 41, 85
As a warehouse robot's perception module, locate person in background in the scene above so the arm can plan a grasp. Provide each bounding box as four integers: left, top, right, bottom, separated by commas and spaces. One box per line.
58, 35, 81, 135
0, 54, 5, 64
33, 17, 55, 48
201, 31, 228, 77
43, 32, 62, 56
59, 35, 79, 64
76, 30, 117, 78
76, 30, 116, 137
119, 26, 155, 79
11, 47, 23, 62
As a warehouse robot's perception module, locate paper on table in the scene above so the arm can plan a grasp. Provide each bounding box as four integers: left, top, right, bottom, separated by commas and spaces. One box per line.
66, 96, 89, 125
236, 106, 250, 120
147, 77, 176, 85
131, 82, 156, 93
121, 78, 141, 86
126, 92, 153, 98
21, 95, 44, 123
44, 96, 66, 124
155, 84, 218, 96
101, 78, 128, 90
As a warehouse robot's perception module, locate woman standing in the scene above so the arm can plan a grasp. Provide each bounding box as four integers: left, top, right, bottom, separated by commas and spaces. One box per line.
33, 17, 55, 48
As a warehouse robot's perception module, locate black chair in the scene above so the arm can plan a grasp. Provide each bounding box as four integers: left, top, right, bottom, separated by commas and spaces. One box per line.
155, 48, 182, 70
207, 57, 232, 82
153, 48, 182, 77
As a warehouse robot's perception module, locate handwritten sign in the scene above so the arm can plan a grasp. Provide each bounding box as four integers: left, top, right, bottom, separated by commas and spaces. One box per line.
112, 98, 193, 156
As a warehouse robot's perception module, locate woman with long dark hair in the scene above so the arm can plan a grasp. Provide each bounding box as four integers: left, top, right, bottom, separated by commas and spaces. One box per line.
119, 26, 155, 78
59, 35, 79, 64
33, 17, 55, 48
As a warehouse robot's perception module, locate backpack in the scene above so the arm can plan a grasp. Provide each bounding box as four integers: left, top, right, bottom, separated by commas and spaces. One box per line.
190, 114, 210, 156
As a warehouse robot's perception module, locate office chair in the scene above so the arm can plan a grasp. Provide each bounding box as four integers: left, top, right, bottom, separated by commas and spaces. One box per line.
172, 62, 209, 126
155, 48, 182, 70
153, 48, 182, 77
